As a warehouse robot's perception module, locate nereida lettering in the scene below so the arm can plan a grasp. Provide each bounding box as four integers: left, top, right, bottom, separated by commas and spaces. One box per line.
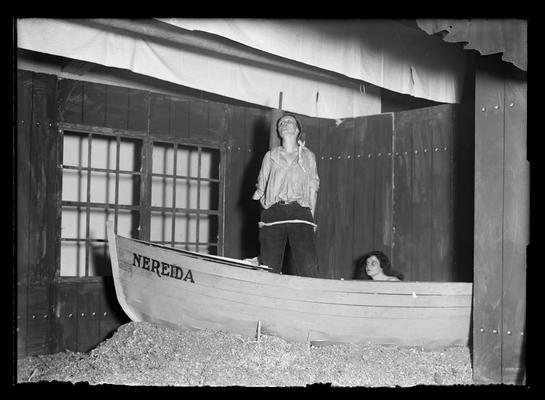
132, 252, 195, 283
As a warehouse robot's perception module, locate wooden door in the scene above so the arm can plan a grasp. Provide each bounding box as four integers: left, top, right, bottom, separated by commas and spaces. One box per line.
473, 55, 527, 385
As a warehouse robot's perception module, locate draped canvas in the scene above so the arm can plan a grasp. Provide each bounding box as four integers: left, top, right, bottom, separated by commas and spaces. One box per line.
416, 19, 527, 72
158, 18, 467, 103
17, 18, 381, 119
17, 19, 467, 119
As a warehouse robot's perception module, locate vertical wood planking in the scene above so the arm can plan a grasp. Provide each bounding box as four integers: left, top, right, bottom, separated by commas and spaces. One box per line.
299, 115, 320, 156
82, 82, 107, 127
54, 282, 78, 352
243, 108, 268, 259
333, 120, 355, 278
139, 139, 153, 241
373, 115, 394, 259
105, 85, 129, 130
352, 116, 374, 275
26, 285, 51, 356
57, 79, 83, 124
170, 97, 191, 139
411, 118, 433, 281
298, 114, 320, 272
501, 72, 528, 384
208, 101, 229, 144
392, 112, 413, 280
189, 100, 209, 139
76, 281, 101, 352
149, 93, 171, 137
29, 72, 58, 288
473, 57, 505, 384
315, 119, 336, 278
430, 107, 455, 281
17, 70, 33, 358
127, 89, 150, 132
223, 105, 246, 258
99, 278, 129, 343
453, 96, 475, 283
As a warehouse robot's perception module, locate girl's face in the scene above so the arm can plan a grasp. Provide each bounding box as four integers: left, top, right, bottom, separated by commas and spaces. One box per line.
365, 255, 382, 277
278, 117, 299, 138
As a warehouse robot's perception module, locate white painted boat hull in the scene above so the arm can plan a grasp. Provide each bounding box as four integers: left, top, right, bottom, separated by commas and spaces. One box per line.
107, 223, 472, 348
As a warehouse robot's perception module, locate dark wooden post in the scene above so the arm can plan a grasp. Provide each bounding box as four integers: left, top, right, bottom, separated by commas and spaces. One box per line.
473, 55, 528, 384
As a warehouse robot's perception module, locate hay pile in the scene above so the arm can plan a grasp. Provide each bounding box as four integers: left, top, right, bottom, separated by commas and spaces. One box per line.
17, 321, 473, 387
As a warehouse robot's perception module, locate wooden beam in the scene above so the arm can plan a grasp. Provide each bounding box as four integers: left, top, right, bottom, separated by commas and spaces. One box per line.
61, 59, 95, 76
473, 55, 505, 384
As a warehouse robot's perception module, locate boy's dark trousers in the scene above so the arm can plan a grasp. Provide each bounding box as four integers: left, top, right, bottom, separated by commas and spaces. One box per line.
259, 202, 319, 277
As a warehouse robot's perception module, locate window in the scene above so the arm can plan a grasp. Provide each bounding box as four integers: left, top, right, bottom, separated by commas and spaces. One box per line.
150, 141, 221, 254
59, 127, 224, 277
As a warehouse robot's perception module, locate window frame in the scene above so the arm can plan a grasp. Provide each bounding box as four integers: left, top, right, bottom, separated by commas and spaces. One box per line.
56, 122, 226, 281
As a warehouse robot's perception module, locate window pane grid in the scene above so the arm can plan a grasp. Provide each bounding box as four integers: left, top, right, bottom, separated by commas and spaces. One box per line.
84, 133, 93, 276
63, 201, 140, 211
62, 165, 142, 176
170, 143, 178, 247
60, 128, 223, 277
196, 146, 202, 252
60, 130, 143, 277
114, 136, 120, 232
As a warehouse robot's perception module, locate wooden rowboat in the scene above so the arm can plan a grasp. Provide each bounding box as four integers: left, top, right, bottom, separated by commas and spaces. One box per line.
106, 222, 472, 348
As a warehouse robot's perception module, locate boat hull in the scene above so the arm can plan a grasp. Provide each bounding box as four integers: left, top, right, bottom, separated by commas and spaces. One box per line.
107, 225, 472, 348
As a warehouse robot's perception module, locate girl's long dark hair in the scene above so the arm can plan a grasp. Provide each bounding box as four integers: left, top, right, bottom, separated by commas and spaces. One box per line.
354, 250, 404, 280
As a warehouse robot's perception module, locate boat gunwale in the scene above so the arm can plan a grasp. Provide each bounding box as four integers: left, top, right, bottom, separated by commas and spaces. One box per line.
116, 234, 473, 297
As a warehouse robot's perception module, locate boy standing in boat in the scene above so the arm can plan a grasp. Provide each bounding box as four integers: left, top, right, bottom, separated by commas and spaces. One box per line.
252, 115, 320, 277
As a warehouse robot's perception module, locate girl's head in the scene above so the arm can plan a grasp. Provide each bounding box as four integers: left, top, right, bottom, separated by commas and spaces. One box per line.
355, 250, 403, 280
277, 115, 302, 141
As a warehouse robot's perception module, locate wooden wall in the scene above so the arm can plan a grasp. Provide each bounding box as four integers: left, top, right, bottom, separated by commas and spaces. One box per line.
393, 106, 456, 282
303, 105, 473, 281
472, 55, 528, 385
16, 70, 273, 357
17, 69, 473, 358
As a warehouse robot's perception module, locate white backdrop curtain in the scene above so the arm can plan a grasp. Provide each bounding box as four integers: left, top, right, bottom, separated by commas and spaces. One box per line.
17, 18, 467, 119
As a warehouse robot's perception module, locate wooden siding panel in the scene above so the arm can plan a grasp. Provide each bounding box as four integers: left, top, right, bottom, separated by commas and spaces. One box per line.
473, 58, 505, 384
333, 120, 355, 278
26, 285, 50, 356
208, 101, 229, 144
105, 85, 129, 130
223, 105, 246, 259
189, 100, 208, 139
430, 109, 455, 281
58, 79, 83, 124
315, 119, 336, 279
243, 108, 268, 259
99, 278, 129, 342
16, 308, 27, 359
352, 116, 376, 275
149, 93, 171, 137
76, 281, 101, 352
82, 82, 107, 127
411, 118, 433, 281
393, 115, 413, 280
298, 115, 320, 155
169, 97, 191, 139
54, 282, 78, 352
17, 70, 33, 358
29, 73, 58, 284
127, 89, 149, 132
373, 116, 394, 259
501, 74, 528, 384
